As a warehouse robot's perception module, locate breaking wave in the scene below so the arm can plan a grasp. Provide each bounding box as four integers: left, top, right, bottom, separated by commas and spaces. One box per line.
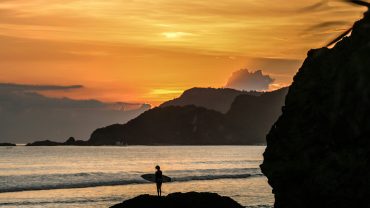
0, 168, 262, 193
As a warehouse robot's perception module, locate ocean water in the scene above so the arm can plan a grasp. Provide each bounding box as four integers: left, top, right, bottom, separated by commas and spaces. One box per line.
0, 146, 273, 208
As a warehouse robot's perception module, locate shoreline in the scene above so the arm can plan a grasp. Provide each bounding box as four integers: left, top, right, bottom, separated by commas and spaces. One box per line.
9, 144, 267, 147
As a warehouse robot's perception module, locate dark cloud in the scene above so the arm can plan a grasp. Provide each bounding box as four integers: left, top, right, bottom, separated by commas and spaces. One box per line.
0, 83, 150, 143
225, 69, 275, 91
0, 83, 83, 92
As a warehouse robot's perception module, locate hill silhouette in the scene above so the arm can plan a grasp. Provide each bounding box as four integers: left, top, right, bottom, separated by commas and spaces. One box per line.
227, 87, 288, 144
160, 87, 262, 113
27, 87, 287, 146
0, 83, 151, 144
89, 105, 228, 145
88, 87, 287, 145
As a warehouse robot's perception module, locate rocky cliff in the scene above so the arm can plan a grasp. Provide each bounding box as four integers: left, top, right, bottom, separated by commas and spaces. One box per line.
261, 11, 370, 208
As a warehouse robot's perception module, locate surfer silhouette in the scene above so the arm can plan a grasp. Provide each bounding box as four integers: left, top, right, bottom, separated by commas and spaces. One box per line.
155, 165, 163, 196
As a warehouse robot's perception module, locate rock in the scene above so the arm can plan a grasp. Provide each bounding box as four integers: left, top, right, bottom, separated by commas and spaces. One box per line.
0, 143, 16, 146
63, 137, 76, 145
110, 192, 243, 208
70, 139, 89, 146
26, 137, 89, 146
261, 11, 370, 208
62, 137, 89, 145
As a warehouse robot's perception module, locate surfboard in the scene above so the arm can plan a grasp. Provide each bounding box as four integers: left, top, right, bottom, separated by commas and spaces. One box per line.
141, 174, 172, 183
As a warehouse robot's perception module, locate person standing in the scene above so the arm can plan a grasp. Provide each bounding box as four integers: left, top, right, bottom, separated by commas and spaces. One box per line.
155, 165, 163, 196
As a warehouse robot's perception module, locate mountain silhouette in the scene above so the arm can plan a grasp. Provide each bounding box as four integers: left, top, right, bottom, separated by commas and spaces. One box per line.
87, 87, 287, 145
226, 87, 288, 144
160, 87, 262, 113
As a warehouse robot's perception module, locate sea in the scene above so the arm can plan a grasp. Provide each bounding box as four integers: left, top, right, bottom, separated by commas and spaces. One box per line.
0, 146, 273, 208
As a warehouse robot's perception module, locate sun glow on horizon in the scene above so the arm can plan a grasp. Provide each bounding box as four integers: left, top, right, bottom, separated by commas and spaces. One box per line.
162, 32, 192, 39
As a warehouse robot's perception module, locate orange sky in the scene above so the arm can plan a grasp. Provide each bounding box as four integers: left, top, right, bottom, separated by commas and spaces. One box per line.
0, 0, 365, 106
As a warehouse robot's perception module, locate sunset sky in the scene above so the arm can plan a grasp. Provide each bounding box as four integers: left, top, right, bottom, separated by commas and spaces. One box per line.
0, 0, 365, 106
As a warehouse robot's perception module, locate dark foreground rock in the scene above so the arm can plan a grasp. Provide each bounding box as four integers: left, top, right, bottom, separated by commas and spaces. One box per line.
0, 143, 16, 146
110, 192, 243, 208
261, 10, 370, 208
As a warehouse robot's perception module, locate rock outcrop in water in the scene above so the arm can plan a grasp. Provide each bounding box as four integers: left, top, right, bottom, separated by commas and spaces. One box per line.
26, 137, 88, 146
26, 140, 61, 146
110, 192, 243, 208
261, 11, 370, 208
0, 143, 16, 146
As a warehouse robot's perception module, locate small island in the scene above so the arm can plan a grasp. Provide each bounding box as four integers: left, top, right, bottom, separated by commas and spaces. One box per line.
26, 137, 88, 146
0, 143, 16, 146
